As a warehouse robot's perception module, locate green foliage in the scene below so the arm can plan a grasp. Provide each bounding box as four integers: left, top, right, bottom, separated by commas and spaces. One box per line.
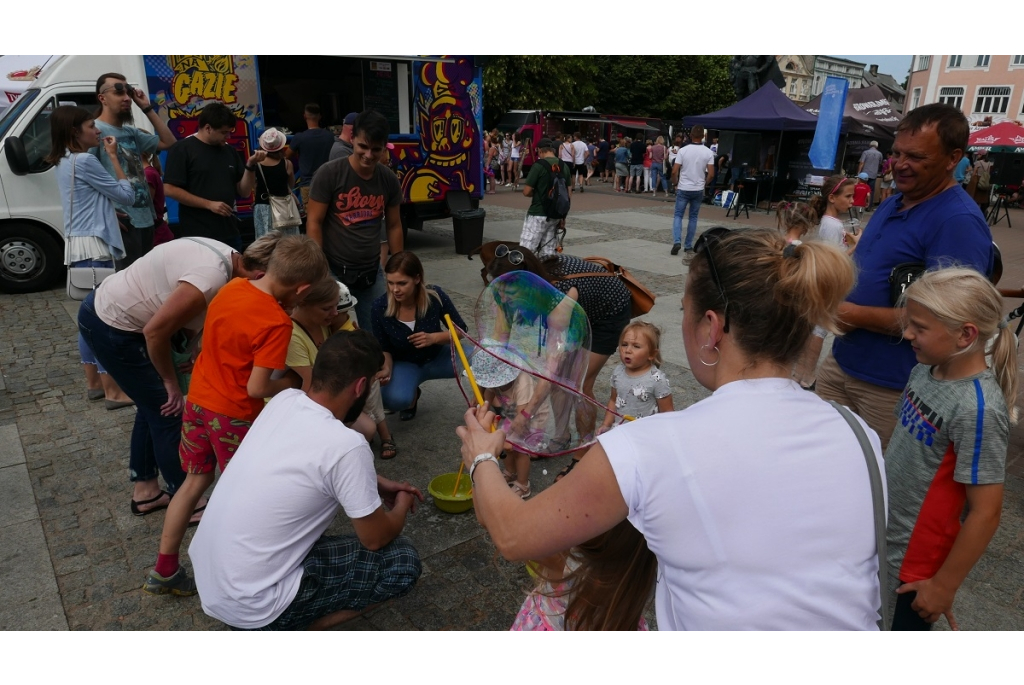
482, 56, 599, 129
592, 55, 736, 120
481, 56, 736, 127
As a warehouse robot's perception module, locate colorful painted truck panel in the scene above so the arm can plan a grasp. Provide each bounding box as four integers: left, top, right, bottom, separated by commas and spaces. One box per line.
142, 55, 483, 229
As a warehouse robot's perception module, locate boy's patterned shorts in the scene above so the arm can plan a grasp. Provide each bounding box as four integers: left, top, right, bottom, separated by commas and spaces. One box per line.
179, 402, 251, 474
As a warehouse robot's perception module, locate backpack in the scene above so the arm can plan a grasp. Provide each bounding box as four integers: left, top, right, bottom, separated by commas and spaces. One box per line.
542, 158, 571, 219
977, 163, 991, 191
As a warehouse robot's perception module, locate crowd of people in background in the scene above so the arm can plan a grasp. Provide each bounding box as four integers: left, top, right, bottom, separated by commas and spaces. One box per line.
46, 72, 1018, 633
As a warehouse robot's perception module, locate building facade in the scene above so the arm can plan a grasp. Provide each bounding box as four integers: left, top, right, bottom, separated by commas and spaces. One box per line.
777, 55, 815, 103
811, 56, 866, 97
906, 55, 1024, 127
863, 63, 908, 113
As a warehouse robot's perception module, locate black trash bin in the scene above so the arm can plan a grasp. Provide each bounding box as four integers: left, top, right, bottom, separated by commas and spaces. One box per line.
447, 190, 485, 255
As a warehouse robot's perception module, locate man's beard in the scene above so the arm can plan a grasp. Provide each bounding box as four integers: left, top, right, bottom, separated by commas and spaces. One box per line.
342, 382, 370, 424
116, 108, 134, 126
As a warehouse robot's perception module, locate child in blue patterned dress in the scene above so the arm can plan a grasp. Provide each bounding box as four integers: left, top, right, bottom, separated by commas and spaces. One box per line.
598, 321, 673, 434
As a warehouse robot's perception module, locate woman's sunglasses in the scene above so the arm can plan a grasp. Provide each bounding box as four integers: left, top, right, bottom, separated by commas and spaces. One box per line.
495, 243, 524, 265
692, 227, 731, 333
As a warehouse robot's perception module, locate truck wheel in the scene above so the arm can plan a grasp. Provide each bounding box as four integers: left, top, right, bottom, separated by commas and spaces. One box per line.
0, 223, 63, 294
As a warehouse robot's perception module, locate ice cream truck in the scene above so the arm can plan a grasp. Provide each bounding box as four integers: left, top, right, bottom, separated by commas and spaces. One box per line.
0, 54, 484, 293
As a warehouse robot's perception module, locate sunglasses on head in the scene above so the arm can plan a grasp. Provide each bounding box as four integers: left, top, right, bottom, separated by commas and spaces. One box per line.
494, 243, 524, 265
101, 82, 136, 96
692, 227, 732, 333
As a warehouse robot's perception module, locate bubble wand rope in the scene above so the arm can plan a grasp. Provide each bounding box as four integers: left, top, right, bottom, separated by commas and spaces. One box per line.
445, 314, 492, 496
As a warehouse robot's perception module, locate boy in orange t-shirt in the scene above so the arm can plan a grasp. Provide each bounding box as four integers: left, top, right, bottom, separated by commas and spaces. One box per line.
144, 235, 329, 596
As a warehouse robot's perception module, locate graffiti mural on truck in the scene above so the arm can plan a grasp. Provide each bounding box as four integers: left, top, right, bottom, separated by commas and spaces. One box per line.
392, 57, 483, 203
143, 55, 263, 219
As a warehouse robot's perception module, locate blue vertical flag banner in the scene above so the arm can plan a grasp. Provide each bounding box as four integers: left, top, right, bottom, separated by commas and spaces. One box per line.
809, 76, 849, 170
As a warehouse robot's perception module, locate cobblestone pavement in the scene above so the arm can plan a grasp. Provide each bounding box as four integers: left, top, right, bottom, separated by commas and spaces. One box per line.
2, 189, 1023, 630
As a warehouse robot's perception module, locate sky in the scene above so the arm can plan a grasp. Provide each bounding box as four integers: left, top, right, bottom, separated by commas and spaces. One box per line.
835, 55, 914, 82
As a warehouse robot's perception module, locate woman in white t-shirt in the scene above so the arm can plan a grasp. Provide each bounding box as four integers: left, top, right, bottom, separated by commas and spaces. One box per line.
77, 234, 276, 518
458, 227, 886, 630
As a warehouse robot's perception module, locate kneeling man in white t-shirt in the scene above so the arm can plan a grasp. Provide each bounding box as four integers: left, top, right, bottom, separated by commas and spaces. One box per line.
189, 330, 423, 630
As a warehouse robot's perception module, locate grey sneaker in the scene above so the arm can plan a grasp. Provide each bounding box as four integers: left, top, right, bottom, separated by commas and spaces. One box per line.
142, 568, 197, 596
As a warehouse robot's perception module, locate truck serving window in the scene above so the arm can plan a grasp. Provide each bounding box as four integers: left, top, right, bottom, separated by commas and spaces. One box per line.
0, 88, 40, 139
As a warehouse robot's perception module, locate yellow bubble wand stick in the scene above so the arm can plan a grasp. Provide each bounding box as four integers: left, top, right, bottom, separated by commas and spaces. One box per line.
445, 314, 494, 497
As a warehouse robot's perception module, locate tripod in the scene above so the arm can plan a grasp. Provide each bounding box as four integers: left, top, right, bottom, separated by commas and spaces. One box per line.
987, 187, 1012, 227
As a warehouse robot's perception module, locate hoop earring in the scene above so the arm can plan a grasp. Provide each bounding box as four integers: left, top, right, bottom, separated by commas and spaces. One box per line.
698, 343, 720, 367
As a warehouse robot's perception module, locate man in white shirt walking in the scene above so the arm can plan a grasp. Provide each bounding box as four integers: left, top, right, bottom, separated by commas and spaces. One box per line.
670, 125, 715, 255
571, 132, 590, 192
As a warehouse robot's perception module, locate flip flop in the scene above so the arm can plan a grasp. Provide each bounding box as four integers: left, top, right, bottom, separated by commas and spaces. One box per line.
555, 458, 581, 483
130, 490, 171, 517
187, 505, 207, 528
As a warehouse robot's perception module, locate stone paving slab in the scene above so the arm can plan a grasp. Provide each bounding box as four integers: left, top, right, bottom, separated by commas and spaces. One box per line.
0, 518, 69, 630
563, 238, 689, 277
574, 211, 674, 231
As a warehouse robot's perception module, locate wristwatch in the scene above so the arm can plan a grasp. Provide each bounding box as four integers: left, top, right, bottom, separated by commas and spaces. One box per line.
469, 452, 499, 483
141, 105, 154, 114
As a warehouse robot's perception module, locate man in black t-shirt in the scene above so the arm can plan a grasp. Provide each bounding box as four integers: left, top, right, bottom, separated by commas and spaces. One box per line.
307, 110, 403, 328
164, 103, 263, 251
289, 103, 336, 206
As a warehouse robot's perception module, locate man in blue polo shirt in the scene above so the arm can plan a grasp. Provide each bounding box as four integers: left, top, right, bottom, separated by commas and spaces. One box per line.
816, 104, 993, 449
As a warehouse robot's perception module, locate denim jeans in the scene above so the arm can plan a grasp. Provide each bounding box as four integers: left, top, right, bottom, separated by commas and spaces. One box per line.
349, 266, 386, 331
70, 258, 114, 373
381, 345, 456, 411
650, 163, 668, 193
673, 189, 705, 248
77, 291, 186, 494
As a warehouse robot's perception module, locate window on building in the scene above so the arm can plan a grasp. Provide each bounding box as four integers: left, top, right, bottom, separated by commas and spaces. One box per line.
790, 82, 796, 95
974, 86, 1010, 114
948, 55, 962, 68
977, 55, 991, 67
938, 86, 965, 110
1014, 56, 1024, 66
786, 61, 796, 70
911, 88, 922, 110
916, 56, 931, 71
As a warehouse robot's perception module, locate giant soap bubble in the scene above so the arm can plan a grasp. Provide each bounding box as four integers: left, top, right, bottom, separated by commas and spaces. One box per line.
453, 271, 621, 457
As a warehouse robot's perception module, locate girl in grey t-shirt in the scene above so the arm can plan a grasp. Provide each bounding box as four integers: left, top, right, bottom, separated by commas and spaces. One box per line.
598, 321, 674, 433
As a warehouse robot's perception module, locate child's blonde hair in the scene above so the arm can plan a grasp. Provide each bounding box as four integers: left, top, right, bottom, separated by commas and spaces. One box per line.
901, 267, 1018, 422
775, 201, 819, 238
266, 234, 330, 287
619, 320, 663, 366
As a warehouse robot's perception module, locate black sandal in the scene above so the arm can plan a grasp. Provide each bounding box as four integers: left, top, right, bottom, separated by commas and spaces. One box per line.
555, 458, 581, 482
130, 490, 171, 517
380, 440, 398, 460
400, 388, 421, 421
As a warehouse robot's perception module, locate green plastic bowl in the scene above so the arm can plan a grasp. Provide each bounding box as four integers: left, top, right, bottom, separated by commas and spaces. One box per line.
428, 472, 474, 514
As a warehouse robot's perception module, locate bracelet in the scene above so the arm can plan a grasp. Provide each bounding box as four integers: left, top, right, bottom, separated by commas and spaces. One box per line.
520, 409, 533, 420
469, 452, 498, 483
141, 105, 154, 114
245, 164, 257, 172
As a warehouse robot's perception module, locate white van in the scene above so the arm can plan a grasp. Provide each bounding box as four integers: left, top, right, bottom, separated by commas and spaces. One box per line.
0, 54, 485, 293
0, 56, 148, 293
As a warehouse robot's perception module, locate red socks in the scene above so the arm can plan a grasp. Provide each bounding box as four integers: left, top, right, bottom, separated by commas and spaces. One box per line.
155, 553, 179, 578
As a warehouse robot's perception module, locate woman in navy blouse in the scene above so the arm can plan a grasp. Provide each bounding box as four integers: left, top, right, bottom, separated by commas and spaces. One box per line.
371, 251, 466, 420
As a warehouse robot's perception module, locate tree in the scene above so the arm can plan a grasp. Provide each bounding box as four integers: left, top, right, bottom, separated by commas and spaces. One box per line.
592, 55, 735, 120
482, 56, 599, 129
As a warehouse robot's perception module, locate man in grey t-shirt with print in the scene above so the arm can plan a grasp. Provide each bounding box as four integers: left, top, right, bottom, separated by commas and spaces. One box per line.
307, 110, 403, 328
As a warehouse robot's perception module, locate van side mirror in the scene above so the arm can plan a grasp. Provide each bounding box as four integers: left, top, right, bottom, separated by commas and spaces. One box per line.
5, 136, 30, 176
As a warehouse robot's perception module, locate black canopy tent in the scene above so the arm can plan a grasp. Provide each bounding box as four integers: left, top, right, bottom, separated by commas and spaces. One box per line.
684, 84, 825, 209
